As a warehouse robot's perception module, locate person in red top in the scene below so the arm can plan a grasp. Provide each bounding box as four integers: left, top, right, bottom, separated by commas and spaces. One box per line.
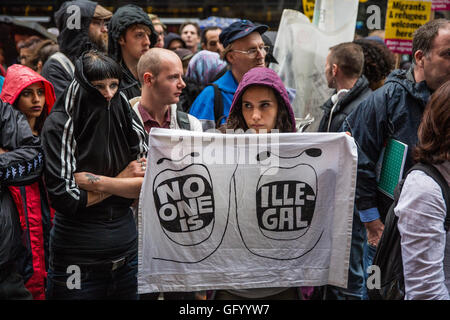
0, 64, 55, 135
0, 64, 56, 299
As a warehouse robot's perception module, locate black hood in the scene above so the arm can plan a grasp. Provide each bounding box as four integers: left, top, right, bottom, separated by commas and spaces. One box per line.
54, 0, 98, 63
63, 52, 140, 178
164, 32, 186, 49
107, 4, 157, 62
73, 51, 120, 103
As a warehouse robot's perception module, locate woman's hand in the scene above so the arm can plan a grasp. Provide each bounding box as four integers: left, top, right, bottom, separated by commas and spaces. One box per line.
0, 147, 10, 154
117, 157, 147, 178
74, 172, 102, 192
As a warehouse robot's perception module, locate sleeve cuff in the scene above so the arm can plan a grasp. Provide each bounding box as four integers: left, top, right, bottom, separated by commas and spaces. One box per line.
359, 207, 380, 223
78, 189, 88, 210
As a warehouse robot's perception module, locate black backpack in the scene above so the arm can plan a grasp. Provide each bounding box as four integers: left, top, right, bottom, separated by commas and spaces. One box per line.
210, 83, 225, 128
176, 110, 191, 131
178, 82, 225, 129
368, 162, 450, 300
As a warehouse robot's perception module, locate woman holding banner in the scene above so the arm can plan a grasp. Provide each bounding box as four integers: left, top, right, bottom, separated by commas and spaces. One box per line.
212, 67, 303, 299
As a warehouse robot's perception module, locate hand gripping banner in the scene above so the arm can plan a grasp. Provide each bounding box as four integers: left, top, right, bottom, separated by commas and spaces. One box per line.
138, 129, 357, 293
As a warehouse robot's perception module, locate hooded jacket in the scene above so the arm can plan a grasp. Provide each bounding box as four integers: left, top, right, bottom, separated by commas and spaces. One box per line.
0, 64, 55, 112
0, 100, 43, 299
108, 4, 156, 100
0, 64, 55, 300
55, 0, 98, 63
41, 0, 98, 100
222, 67, 297, 299
318, 75, 372, 133
41, 52, 148, 263
341, 67, 431, 217
227, 67, 296, 132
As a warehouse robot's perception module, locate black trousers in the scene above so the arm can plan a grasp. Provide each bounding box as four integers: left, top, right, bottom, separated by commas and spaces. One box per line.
0, 268, 32, 300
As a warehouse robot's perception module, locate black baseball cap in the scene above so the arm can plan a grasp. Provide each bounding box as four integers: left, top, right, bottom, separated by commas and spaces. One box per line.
261, 33, 278, 64
219, 20, 269, 48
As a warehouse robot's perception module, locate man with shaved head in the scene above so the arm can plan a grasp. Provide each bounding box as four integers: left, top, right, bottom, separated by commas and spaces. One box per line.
132, 48, 202, 300
131, 48, 202, 133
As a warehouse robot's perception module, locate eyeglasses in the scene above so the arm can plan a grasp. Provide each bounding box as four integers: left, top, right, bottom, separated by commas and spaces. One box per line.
230, 45, 270, 58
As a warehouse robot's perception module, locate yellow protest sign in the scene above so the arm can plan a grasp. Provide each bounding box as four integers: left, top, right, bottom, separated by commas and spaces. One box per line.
302, 0, 315, 22
385, 0, 432, 54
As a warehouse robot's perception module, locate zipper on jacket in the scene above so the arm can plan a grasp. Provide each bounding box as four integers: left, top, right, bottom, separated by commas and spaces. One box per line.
105, 100, 112, 176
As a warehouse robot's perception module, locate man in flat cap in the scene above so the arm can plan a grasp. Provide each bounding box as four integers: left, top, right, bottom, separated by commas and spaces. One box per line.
89, 3, 112, 53
41, 1, 112, 99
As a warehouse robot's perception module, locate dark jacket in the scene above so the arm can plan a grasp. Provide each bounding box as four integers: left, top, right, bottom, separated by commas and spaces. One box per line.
42, 53, 147, 217
0, 100, 43, 299
318, 75, 372, 133
341, 67, 430, 213
41, 52, 148, 264
108, 4, 156, 100
41, 0, 98, 100
0, 64, 56, 300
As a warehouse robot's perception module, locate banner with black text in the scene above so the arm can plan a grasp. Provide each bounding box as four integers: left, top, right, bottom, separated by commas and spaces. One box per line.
138, 129, 357, 293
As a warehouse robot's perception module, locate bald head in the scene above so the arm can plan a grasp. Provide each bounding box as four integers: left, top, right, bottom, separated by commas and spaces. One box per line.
137, 47, 181, 83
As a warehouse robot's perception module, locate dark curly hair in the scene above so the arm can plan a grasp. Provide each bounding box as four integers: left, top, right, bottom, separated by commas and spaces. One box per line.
353, 39, 395, 90
82, 50, 122, 83
414, 80, 450, 165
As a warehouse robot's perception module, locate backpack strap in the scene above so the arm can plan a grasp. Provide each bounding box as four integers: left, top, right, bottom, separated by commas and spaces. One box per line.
209, 83, 224, 128
408, 162, 450, 231
176, 109, 191, 131
49, 52, 75, 77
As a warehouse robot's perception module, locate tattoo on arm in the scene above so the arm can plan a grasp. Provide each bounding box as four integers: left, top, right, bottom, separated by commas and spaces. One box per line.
86, 173, 100, 184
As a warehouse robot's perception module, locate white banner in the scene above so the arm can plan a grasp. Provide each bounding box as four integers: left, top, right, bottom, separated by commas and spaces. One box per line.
138, 129, 357, 293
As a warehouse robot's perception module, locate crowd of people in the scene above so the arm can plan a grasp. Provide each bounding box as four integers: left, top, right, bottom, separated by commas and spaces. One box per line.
0, 0, 449, 301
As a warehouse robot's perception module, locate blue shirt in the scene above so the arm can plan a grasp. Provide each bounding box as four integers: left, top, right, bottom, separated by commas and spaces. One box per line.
188, 70, 238, 124
0, 76, 4, 95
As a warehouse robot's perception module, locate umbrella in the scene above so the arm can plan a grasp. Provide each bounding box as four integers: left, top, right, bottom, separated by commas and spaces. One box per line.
0, 15, 57, 42
198, 16, 240, 29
